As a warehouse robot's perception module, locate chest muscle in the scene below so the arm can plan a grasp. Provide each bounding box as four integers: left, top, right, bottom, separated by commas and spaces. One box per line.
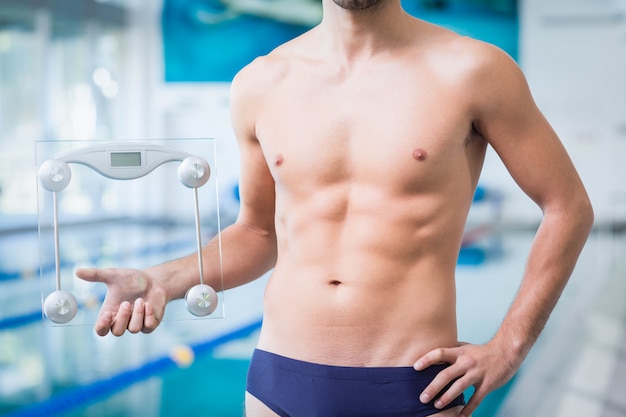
255, 70, 477, 197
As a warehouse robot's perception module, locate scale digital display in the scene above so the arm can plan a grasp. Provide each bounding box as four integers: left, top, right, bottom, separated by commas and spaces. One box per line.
110, 151, 142, 167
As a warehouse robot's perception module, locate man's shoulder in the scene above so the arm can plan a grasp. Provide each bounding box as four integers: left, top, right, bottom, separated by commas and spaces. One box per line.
232, 32, 309, 90
452, 36, 514, 70
232, 54, 286, 91
419, 29, 520, 91
430, 30, 512, 71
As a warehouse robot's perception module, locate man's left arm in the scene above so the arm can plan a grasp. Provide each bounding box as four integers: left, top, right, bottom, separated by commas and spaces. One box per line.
414, 41, 594, 417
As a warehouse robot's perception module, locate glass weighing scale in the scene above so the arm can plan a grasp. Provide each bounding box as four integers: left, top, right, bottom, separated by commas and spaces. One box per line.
36, 139, 224, 325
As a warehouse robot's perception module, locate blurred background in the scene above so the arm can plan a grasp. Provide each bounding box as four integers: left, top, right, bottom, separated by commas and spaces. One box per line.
0, 0, 625, 416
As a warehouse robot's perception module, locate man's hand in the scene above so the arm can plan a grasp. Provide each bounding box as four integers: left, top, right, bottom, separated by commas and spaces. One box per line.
76, 268, 167, 337
413, 341, 521, 417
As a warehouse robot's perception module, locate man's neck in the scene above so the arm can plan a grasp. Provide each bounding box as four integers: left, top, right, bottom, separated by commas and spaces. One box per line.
318, 0, 412, 64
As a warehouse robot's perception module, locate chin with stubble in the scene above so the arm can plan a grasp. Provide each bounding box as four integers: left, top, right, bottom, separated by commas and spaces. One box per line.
332, 0, 385, 11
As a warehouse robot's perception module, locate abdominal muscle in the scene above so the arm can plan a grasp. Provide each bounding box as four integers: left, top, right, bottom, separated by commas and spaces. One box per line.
255, 187, 463, 368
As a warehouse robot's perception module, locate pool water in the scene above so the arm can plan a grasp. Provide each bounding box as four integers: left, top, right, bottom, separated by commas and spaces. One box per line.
56, 357, 251, 417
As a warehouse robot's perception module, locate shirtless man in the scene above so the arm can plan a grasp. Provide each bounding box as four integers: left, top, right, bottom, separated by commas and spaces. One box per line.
76, 1, 594, 416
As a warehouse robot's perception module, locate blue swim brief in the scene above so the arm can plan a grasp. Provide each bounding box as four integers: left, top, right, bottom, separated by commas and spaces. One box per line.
246, 349, 465, 417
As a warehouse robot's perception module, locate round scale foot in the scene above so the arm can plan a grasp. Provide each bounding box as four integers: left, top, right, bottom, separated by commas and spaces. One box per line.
44, 290, 78, 324
185, 284, 218, 317
38, 159, 71, 191
178, 156, 210, 188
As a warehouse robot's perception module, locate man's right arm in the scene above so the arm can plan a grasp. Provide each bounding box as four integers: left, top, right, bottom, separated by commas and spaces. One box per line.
149, 59, 278, 300
77, 60, 278, 336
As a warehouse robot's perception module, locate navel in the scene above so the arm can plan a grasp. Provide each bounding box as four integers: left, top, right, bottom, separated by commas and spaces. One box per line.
274, 153, 284, 167
412, 148, 428, 161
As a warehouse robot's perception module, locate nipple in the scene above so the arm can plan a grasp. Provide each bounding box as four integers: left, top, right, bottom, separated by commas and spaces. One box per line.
412, 148, 428, 161
274, 153, 284, 167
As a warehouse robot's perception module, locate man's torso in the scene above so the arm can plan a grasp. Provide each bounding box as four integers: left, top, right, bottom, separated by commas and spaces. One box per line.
249, 21, 488, 366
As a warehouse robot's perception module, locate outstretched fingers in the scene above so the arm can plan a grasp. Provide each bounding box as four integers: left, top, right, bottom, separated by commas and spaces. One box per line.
75, 267, 112, 284
97, 299, 161, 337
111, 301, 133, 336
142, 301, 160, 333
94, 311, 114, 336
127, 299, 146, 333
76, 267, 162, 336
